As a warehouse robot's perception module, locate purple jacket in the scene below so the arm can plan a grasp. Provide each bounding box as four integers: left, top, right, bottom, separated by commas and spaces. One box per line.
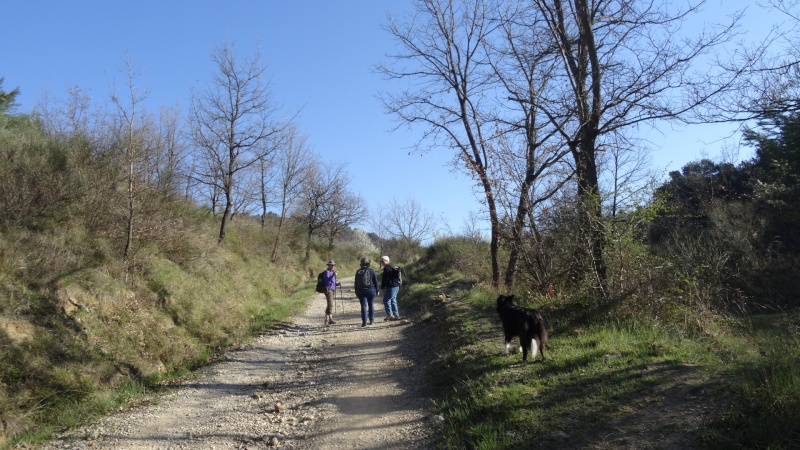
324, 268, 338, 290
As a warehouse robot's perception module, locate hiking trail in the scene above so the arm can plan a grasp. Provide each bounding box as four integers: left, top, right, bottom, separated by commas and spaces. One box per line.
40, 280, 433, 449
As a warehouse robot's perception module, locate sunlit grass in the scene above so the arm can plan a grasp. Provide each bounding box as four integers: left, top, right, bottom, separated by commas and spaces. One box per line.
412, 284, 800, 449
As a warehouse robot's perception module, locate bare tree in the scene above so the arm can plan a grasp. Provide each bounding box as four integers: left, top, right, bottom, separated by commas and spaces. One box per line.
715, 0, 800, 118
151, 106, 187, 194
189, 40, 286, 242
230, 165, 261, 219
383, 0, 746, 295
366, 203, 397, 256
256, 150, 277, 228
322, 189, 369, 247
488, 1, 579, 287
384, 198, 438, 244
109, 54, 150, 262
270, 126, 312, 261
381, 0, 505, 286
35, 86, 96, 138
297, 163, 346, 260
596, 133, 655, 219
526, 0, 744, 296
381, 0, 574, 287
296, 161, 366, 254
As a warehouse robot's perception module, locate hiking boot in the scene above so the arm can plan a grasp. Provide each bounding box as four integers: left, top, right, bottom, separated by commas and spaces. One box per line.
328, 318, 336, 324
389, 315, 399, 321
361, 322, 367, 327
369, 320, 374, 325
383, 316, 392, 322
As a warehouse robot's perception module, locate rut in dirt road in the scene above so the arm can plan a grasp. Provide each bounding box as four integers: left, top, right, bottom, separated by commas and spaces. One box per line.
40, 283, 434, 450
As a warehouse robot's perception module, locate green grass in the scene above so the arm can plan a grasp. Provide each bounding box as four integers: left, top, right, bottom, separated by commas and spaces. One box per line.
408, 286, 800, 450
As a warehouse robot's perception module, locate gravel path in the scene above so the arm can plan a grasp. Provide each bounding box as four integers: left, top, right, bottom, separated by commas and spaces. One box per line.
40, 282, 433, 450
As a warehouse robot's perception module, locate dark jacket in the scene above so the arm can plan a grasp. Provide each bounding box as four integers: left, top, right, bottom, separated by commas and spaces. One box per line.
381, 266, 401, 289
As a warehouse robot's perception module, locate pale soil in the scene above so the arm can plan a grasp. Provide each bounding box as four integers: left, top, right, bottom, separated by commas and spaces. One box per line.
39, 281, 433, 450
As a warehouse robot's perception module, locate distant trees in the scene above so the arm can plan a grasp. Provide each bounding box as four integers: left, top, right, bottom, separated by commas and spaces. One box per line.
650, 159, 754, 241
12, 43, 369, 268
744, 109, 800, 250
189, 41, 287, 242
651, 110, 800, 253
4, 46, 366, 267
296, 163, 366, 259
269, 126, 312, 261
383, 198, 438, 245
321, 188, 368, 248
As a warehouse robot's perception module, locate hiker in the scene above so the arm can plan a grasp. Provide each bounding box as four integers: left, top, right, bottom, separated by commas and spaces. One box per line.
323, 260, 341, 325
354, 257, 379, 327
380, 255, 401, 321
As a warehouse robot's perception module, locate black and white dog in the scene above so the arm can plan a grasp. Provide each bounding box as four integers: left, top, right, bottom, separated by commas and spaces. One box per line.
496, 295, 548, 362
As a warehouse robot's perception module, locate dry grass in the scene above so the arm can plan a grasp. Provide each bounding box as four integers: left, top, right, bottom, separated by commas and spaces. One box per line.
0, 216, 313, 447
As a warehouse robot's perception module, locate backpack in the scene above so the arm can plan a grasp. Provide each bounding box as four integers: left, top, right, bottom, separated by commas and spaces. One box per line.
315, 271, 327, 294
388, 266, 403, 286
354, 268, 373, 292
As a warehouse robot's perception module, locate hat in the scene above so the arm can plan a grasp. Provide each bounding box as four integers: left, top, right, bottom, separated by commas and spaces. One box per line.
360, 257, 371, 267
380, 256, 390, 264
326, 260, 336, 266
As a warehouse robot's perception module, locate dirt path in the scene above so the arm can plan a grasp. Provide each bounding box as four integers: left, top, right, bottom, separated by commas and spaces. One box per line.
40, 281, 433, 450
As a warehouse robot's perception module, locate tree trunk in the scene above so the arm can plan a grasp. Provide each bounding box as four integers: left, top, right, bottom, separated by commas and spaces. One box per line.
575, 139, 608, 297
270, 214, 285, 262
219, 180, 233, 242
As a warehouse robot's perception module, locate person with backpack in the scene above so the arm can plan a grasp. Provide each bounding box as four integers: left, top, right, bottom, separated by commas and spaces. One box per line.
379, 255, 402, 321
322, 260, 341, 325
354, 257, 379, 327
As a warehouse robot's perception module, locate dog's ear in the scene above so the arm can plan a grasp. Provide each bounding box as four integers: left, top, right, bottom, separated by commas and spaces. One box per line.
497, 295, 514, 304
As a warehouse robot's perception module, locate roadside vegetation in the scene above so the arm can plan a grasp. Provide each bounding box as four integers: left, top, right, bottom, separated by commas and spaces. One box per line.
0, 80, 377, 448
3, 0, 800, 446
402, 208, 799, 448
379, 1, 800, 446
0, 187, 339, 447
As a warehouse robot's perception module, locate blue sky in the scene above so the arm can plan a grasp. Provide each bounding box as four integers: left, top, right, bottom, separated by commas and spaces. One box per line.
0, 0, 784, 238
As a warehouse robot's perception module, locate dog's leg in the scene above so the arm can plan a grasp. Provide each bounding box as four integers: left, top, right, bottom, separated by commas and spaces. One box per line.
522, 340, 529, 361
503, 339, 511, 355
530, 338, 539, 360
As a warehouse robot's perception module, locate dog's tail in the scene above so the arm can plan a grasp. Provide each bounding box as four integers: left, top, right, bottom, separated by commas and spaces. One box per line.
526, 310, 548, 360
534, 311, 548, 344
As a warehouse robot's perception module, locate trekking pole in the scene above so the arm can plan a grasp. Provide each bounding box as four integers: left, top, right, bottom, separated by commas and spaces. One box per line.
339, 288, 345, 314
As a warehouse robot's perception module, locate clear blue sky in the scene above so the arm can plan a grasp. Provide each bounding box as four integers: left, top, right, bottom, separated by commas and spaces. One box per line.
0, 0, 784, 238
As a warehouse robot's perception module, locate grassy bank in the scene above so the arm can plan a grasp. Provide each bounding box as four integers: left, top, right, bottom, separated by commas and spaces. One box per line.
401, 241, 800, 449
0, 216, 335, 448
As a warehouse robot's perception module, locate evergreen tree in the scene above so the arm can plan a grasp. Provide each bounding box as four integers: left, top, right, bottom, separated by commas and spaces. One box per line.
0, 78, 26, 129
744, 111, 800, 251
